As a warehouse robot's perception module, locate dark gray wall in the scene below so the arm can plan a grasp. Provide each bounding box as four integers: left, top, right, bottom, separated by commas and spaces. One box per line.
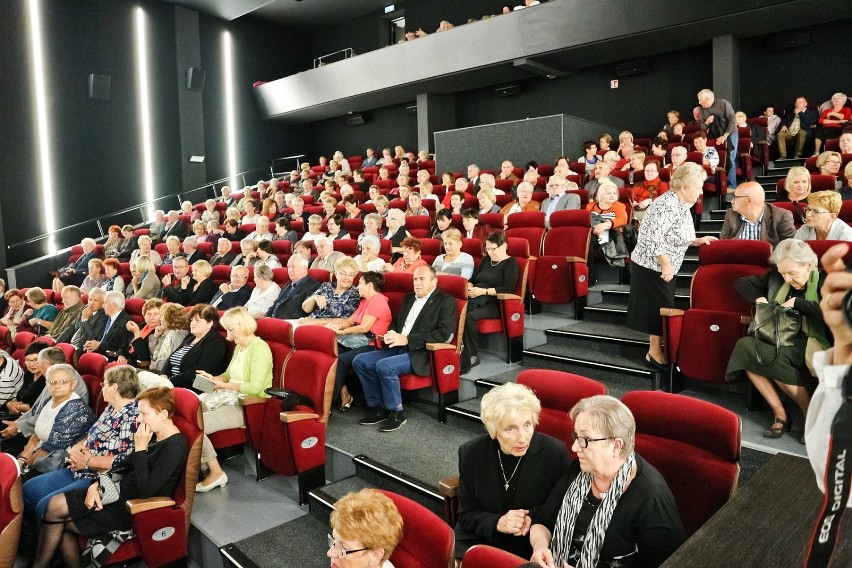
313, 103, 418, 163
311, 12, 389, 61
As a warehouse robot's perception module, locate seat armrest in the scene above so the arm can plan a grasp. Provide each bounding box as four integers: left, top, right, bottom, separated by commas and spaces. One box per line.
496, 293, 522, 301
240, 396, 268, 406
741, 315, 752, 325
280, 411, 320, 423
566, 256, 586, 263
439, 476, 459, 498
126, 497, 176, 515
660, 308, 685, 317
426, 342, 456, 351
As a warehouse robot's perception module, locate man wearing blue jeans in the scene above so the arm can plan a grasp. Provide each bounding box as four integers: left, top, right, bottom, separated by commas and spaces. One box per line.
353, 266, 457, 432
698, 88, 738, 189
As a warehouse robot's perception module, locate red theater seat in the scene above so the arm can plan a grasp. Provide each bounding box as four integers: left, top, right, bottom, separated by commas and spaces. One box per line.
0, 453, 23, 567
379, 490, 454, 568
534, 209, 591, 315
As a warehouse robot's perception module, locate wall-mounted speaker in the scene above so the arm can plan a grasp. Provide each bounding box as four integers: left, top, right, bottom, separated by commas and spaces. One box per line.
346, 114, 366, 126
615, 60, 649, 77
186, 67, 206, 92
88, 74, 111, 100
767, 32, 810, 51
495, 84, 521, 98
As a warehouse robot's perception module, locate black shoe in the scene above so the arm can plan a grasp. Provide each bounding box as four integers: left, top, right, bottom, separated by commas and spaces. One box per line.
358, 407, 389, 425
378, 410, 407, 432
763, 416, 790, 438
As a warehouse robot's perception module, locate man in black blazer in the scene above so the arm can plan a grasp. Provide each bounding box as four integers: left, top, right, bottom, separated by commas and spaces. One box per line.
353, 266, 457, 432
68, 288, 108, 355
210, 238, 237, 266
162, 211, 188, 240
161, 257, 195, 304
82, 291, 133, 360
211, 266, 252, 309
267, 255, 321, 319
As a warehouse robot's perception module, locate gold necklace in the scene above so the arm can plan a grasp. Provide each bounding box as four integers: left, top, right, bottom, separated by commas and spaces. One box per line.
498, 449, 522, 491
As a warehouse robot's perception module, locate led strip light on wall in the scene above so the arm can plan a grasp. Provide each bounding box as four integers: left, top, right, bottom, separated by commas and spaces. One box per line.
135, 7, 155, 221
223, 31, 239, 191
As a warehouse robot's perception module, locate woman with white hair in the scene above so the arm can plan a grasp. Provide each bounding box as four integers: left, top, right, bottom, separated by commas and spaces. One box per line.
354, 236, 385, 273
53, 238, 99, 292
455, 382, 570, 560
813, 92, 850, 156
129, 235, 162, 266
530, 395, 684, 568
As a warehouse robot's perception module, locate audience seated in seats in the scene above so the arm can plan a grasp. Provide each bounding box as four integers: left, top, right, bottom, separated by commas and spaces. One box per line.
311, 237, 345, 272
777, 97, 819, 159
385, 237, 427, 274
130, 235, 162, 266
455, 382, 570, 560
794, 190, 852, 241
181, 237, 206, 265
17, 363, 94, 483
344, 194, 364, 220
299, 257, 361, 323
542, 175, 581, 229
266, 254, 322, 320
817, 151, 844, 190
662, 110, 680, 137
193, 220, 214, 245
721, 181, 796, 245
467, 164, 482, 192
463, 232, 519, 369
692, 132, 720, 169
362, 148, 378, 168
760, 105, 782, 145
1, 289, 27, 331
254, 240, 282, 270
160, 304, 227, 390
0, 349, 23, 410
462, 209, 490, 242
649, 137, 669, 167
354, 265, 457, 433
841, 162, 852, 200
499, 160, 521, 184
261, 199, 281, 223
419, 180, 439, 203
584, 162, 625, 198
242, 201, 262, 226
529, 396, 685, 568
210, 265, 252, 310
813, 93, 850, 156
434, 228, 475, 279
726, 239, 828, 441
83, 291, 134, 361
598, 134, 612, 153
199, 199, 220, 224
160, 236, 184, 266
32, 386, 187, 568
631, 160, 669, 223
374, 196, 391, 219
148, 211, 167, 243
116, 298, 163, 369
405, 192, 429, 217
500, 182, 541, 228
210, 237, 237, 266
102, 225, 124, 259
244, 265, 280, 319
355, 236, 386, 273
162, 210, 188, 241
223, 219, 246, 243
194, 307, 272, 493
839, 132, 852, 155
359, 213, 386, 245
327, 489, 403, 567
668, 146, 688, 174
385, 209, 410, 262
736, 111, 766, 155
145, 303, 189, 374
477, 189, 501, 215
442, 178, 470, 210
53, 238, 98, 292
43, 287, 85, 341
273, 218, 299, 246
23, 288, 59, 337
23, 364, 140, 523
68, 289, 108, 356
578, 141, 600, 175
160, 257, 192, 303
115, 225, 138, 262
292, 241, 312, 264
326, 214, 350, 241
248, 216, 273, 242
602, 151, 626, 173
587, 181, 630, 277
432, 210, 454, 240
218, 186, 235, 208
6, 341, 49, 417
234, 239, 258, 268
779, 166, 812, 225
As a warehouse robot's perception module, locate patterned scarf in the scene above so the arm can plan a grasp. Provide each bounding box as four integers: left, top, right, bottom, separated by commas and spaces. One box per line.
551, 452, 636, 568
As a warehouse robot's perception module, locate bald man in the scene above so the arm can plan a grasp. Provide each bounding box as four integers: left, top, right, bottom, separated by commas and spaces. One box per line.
720, 181, 795, 245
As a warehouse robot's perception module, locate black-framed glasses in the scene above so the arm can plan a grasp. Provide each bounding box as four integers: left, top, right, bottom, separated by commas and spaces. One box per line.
327, 534, 369, 558
730, 194, 748, 200
571, 432, 611, 449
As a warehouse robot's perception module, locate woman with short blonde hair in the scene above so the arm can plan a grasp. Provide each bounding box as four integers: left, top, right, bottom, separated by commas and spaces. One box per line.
794, 190, 852, 241
329, 489, 404, 566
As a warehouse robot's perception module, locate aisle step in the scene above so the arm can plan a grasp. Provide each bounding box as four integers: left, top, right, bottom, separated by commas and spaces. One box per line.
522, 342, 660, 389
352, 455, 446, 517
599, 284, 689, 310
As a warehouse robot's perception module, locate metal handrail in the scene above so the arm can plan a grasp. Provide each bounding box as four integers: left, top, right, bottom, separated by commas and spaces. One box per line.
313, 48, 353, 68
7, 165, 273, 251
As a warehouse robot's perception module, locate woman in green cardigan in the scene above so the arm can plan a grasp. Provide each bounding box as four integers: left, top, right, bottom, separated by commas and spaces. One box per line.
194, 306, 273, 492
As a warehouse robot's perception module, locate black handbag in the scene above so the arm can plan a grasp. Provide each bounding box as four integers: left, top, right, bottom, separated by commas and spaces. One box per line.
747, 302, 801, 365
264, 388, 315, 410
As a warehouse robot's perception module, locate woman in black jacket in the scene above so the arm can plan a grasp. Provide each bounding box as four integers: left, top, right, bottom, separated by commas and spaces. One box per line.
161, 304, 228, 389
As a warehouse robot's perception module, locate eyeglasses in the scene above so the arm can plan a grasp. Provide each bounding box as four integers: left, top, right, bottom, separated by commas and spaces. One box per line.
804, 207, 832, 215
47, 379, 73, 386
826, 159, 842, 165
327, 534, 368, 559
485, 246, 500, 253
730, 194, 748, 200
571, 432, 611, 449
337, 272, 357, 279
24, 357, 40, 364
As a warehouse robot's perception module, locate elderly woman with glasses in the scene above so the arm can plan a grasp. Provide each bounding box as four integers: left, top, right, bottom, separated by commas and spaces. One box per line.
463, 231, 519, 368
302, 214, 327, 242
817, 151, 844, 190
300, 257, 362, 323
455, 382, 570, 560
530, 396, 684, 568
22, 365, 140, 523
17, 364, 95, 482
794, 190, 852, 241
327, 488, 403, 568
